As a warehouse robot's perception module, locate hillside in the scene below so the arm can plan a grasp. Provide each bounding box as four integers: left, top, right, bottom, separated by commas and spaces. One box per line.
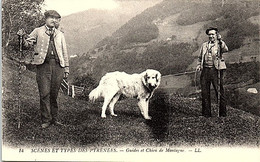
60, 0, 162, 56
2, 58, 260, 148
67, 0, 260, 120
71, 0, 259, 80
2, 0, 260, 155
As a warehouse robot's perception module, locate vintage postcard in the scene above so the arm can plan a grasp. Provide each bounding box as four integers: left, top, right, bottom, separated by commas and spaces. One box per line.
1, 0, 260, 161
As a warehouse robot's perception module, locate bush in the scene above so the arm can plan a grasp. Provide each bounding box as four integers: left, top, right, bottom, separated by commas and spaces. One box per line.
225, 62, 260, 84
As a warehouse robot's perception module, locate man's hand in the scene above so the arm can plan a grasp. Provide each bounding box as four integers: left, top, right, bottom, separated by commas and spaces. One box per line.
217, 33, 222, 40
64, 72, 69, 79
17, 29, 26, 36
196, 65, 201, 71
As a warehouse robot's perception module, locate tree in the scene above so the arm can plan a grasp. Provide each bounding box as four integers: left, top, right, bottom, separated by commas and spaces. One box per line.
2, 0, 45, 55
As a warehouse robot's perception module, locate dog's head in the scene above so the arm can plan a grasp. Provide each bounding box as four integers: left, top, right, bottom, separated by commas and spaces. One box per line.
141, 69, 161, 91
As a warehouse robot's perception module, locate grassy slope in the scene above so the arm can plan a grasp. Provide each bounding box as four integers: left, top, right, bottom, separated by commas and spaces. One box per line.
156, 13, 209, 43
2, 58, 260, 148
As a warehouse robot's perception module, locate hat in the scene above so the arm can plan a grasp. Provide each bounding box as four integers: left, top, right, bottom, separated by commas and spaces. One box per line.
44, 10, 61, 19
205, 27, 218, 35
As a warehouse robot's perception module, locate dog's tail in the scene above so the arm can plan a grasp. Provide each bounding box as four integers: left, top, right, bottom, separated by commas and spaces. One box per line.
89, 86, 102, 102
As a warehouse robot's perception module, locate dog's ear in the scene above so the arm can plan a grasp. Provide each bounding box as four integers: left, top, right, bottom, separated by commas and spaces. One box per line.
155, 72, 161, 84
142, 72, 148, 86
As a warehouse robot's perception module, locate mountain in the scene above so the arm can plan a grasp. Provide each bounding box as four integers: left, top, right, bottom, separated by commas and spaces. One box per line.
71, 0, 259, 79
60, 0, 162, 56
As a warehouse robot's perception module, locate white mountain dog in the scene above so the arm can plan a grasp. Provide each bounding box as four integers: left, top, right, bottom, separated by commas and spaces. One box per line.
89, 69, 161, 119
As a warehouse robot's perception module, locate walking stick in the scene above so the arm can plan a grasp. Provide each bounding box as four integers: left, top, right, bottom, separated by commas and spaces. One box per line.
217, 35, 222, 117
17, 29, 25, 129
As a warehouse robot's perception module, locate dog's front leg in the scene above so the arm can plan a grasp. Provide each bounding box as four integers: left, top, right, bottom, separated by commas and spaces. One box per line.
138, 99, 151, 120
143, 99, 151, 120
137, 99, 144, 116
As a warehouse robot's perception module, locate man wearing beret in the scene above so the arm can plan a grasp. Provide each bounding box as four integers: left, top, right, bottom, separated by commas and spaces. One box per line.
196, 27, 229, 117
18, 10, 69, 128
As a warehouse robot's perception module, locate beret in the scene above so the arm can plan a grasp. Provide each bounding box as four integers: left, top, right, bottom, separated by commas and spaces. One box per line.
206, 27, 218, 35
44, 10, 61, 19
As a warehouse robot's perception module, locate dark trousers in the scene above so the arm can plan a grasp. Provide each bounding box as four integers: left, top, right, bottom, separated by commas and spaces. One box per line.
36, 59, 64, 123
200, 67, 227, 117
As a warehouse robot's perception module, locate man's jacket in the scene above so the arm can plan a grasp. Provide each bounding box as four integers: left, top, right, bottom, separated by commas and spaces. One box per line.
25, 25, 69, 73
197, 40, 228, 70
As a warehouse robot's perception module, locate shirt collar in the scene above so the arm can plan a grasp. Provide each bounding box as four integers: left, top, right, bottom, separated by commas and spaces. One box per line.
208, 40, 216, 44
45, 25, 55, 31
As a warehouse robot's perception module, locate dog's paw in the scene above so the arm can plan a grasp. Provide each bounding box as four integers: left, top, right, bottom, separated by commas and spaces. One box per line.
144, 116, 152, 120
111, 114, 118, 117
101, 115, 106, 118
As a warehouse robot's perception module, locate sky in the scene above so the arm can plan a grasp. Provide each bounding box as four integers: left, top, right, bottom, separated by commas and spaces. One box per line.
43, 0, 120, 16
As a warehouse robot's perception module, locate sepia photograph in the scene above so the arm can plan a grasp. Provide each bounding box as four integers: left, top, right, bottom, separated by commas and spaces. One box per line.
1, 0, 260, 161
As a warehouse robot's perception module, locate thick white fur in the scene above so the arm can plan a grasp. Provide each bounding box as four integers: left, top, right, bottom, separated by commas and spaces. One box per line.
89, 69, 161, 119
